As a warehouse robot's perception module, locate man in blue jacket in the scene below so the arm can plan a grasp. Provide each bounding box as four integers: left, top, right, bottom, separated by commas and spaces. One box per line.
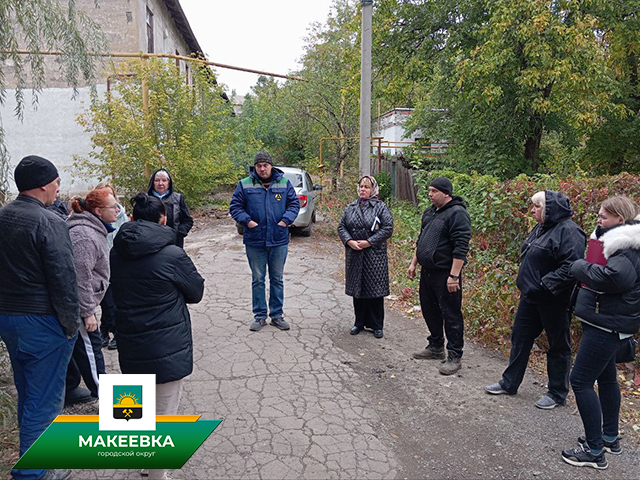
230, 151, 300, 331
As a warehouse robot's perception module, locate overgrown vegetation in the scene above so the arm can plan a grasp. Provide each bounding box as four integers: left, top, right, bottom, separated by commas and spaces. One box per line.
0, 341, 18, 477
240, 0, 639, 184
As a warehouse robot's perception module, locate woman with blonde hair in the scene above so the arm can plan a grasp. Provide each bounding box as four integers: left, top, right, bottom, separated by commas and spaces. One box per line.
561, 195, 640, 469
65, 188, 120, 403
486, 191, 586, 409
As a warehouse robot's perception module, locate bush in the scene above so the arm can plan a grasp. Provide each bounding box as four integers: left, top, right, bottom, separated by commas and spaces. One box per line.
416, 170, 640, 262
373, 171, 392, 203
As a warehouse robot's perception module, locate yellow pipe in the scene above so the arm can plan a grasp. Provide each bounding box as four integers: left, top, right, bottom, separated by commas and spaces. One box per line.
5, 49, 308, 83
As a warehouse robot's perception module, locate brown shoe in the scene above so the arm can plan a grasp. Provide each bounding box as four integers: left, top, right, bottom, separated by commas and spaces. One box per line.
439, 355, 462, 375
412, 345, 445, 360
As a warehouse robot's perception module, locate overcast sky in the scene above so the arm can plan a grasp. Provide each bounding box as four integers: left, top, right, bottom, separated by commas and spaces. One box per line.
179, 0, 336, 98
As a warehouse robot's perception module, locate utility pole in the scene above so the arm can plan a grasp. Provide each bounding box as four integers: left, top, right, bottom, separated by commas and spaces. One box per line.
359, 0, 373, 177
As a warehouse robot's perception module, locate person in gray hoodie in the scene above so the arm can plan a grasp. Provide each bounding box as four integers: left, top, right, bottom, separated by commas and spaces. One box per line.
65, 188, 120, 402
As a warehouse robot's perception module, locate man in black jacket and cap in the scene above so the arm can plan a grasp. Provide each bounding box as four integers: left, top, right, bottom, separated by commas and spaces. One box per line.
408, 176, 472, 375
0, 155, 79, 480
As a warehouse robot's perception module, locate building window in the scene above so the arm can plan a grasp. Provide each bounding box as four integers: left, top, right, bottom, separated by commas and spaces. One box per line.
162, 29, 169, 53
146, 7, 154, 53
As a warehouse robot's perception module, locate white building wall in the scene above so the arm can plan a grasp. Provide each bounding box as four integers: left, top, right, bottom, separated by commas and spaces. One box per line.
373, 110, 423, 157
3, 86, 107, 196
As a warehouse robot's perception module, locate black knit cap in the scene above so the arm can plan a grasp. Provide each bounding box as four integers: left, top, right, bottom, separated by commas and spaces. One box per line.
429, 176, 453, 196
254, 150, 273, 165
14, 155, 59, 192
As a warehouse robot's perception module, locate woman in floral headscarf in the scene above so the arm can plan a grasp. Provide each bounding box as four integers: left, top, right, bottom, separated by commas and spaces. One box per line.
338, 176, 394, 338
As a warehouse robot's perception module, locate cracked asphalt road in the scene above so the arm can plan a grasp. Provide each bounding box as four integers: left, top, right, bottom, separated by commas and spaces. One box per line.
82, 216, 640, 479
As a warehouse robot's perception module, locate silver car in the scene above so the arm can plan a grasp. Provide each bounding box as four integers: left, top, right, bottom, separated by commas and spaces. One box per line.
236, 166, 322, 237
279, 166, 322, 236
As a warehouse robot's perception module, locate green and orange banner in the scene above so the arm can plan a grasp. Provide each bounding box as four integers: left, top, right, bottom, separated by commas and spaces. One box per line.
14, 415, 221, 469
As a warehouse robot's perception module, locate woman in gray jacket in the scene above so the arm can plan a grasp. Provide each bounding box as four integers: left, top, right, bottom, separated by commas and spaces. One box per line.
338, 176, 394, 338
66, 188, 120, 401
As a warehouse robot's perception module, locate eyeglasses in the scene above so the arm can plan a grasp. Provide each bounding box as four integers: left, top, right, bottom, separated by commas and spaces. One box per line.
103, 204, 119, 210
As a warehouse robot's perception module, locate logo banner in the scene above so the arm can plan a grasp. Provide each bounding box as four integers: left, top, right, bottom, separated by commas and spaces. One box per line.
14, 374, 221, 470
14, 415, 221, 469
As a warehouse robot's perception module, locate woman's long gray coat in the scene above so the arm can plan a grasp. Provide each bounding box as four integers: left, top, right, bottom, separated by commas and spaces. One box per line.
337, 199, 394, 298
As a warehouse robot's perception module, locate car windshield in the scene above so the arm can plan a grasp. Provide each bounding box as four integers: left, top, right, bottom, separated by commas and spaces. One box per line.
284, 173, 303, 188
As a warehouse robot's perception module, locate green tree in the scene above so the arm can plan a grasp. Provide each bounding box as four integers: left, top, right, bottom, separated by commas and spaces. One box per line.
0, 0, 106, 203
74, 59, 241, 206
243, 1, 361, 188
577, 0, 640, 174
375, 0, 631, 178
237, 76, 308, 166
290, 0, 362, 187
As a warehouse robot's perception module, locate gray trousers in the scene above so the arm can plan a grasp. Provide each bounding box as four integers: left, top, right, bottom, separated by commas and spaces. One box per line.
148, 379, 184, 480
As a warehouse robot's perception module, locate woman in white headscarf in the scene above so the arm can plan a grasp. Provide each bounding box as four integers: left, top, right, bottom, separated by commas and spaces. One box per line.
337, 176, 394, 338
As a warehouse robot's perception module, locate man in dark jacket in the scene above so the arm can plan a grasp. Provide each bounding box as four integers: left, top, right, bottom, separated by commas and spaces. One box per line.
229, 151, 300, 332
408, 177, 472, 375
147, 168, 193, 248
0, 155, 79, 480
486, 191, 586, 409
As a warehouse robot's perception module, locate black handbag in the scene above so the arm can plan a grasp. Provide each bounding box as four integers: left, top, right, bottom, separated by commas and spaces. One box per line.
616, 337, 639, 364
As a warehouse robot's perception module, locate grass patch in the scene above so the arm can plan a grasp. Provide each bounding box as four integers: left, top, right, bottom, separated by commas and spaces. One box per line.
0, 342, 18, 477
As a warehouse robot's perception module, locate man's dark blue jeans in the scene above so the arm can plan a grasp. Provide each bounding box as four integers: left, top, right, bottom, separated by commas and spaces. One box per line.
0, 313, 75, 480
500, 297, 572, 403
245, 245, 288, 320
570, 323, 625, 452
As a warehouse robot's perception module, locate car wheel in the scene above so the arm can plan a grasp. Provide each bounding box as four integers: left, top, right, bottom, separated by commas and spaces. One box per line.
299, 222, 312, 237
237, 225, 244, 235
311, 210, 316, 223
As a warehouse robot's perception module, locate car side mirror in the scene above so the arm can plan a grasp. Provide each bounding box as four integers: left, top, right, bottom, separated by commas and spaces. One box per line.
313, 185, 323, 191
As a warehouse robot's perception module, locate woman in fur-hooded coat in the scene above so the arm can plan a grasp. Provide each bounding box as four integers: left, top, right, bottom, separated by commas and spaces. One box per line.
561, 195, 640, 469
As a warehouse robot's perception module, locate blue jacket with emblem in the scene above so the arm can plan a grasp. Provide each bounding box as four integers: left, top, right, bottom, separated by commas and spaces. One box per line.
230, 167, 300, 247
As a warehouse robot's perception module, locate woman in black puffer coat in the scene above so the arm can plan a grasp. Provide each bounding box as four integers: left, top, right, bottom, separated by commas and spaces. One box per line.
561, 195, 640, 470
111, 193, 204, 383
111, 193, 204, 480
338, 176, 393, 339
